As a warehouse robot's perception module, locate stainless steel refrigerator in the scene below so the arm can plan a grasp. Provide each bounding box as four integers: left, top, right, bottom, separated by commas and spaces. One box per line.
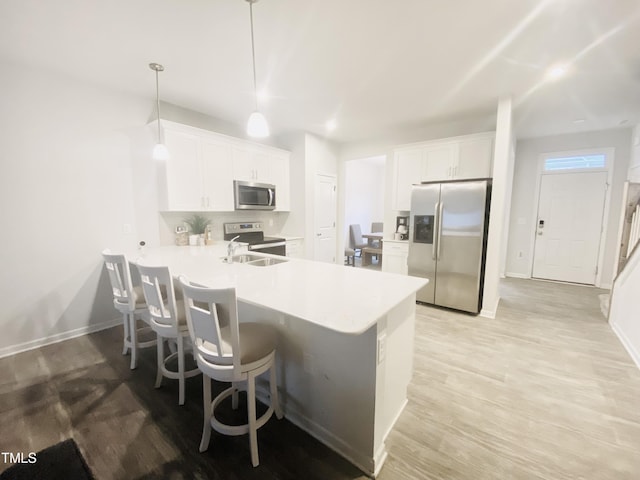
408, 179, 491, 314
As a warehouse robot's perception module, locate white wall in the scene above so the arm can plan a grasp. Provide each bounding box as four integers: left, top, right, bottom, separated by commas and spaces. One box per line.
505, 128, 632, 287
304, 134, 338, 260
608, 122, 640, 370
609, 249, 640, 369
278, 133, 307, 239
344, 158, 385, 245
629, 124, 640, 183
0, 59, 293, 357
0, 60, 152, 356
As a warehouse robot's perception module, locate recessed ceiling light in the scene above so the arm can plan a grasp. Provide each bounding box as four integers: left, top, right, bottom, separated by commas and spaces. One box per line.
326, 119, 337, 132
546, 64, 568, 81
573, 118, 585, 124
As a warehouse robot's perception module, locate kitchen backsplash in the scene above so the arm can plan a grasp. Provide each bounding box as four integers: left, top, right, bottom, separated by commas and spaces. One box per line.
159, 211, 289, 245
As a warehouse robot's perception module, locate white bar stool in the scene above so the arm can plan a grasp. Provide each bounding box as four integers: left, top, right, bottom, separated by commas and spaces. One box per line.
102, 250, 156, 370
136, 263, 200, 406
179, 275, 283, 467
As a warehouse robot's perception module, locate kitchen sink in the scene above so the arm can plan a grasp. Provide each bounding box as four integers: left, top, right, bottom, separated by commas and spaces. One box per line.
245, 257, 288, 267
222, 254, 288, 266
226, 254, 262, 263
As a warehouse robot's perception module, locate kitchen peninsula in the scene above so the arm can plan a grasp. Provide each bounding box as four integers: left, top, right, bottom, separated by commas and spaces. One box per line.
134, 245, 427, 476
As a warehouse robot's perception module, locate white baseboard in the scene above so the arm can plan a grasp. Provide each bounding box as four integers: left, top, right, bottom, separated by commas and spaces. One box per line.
480, 296, 500, 319
504, 272, 530, 279
372, 397, 408, 477
611, 322, 640, 371
266, 396, 375, 476
0, 318, 122, 359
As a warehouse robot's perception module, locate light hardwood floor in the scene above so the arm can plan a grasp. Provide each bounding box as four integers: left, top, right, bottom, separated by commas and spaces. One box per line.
0, 278, 638, 479
381, 278, 640, 480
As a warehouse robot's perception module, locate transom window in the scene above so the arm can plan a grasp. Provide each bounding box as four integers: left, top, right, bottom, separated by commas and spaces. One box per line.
543, 154, 606, 171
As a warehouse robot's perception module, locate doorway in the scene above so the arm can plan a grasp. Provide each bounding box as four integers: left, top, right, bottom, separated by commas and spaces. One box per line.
343, 155, 386, 268
532, 151, 611, 285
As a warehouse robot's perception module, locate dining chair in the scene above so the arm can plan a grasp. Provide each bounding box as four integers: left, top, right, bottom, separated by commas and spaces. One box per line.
370, 222, 384, 249
349, 224, 368, 257
344, 247, 355, 266
179, 275, 283, 467
102, 250, 156, 370
371, 222, 383, 233
136, 263, 200, 406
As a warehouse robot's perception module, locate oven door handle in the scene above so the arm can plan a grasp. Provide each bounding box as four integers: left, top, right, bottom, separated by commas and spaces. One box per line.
249, 241, 287, 250
268, 188, 274, 207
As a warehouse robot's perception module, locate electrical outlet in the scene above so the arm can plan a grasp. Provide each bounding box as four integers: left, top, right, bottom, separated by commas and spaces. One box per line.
517, 251, 524, 259
377, 334, 386, 365
268, 218, 274, 227
303, 353, 313, 373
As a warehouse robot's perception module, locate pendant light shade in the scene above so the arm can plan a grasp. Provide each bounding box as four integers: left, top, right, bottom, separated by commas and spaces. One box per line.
247, 110, 269, 137
152, 143, 170, 161
149, 62, 169, 160
246, 0, 269, 138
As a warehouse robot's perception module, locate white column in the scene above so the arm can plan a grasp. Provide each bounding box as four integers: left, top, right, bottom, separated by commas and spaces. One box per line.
481, 97, 514, 318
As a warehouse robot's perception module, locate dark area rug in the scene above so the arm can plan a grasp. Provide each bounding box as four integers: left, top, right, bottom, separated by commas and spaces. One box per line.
0, 438, 94, 480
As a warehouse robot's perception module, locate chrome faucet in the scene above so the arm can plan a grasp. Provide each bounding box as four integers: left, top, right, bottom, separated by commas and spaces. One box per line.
227, 235, 240, 263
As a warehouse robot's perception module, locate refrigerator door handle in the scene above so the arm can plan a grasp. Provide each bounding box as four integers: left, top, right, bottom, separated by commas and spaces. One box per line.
437, 201, 444, 260
432, 202, 440, 260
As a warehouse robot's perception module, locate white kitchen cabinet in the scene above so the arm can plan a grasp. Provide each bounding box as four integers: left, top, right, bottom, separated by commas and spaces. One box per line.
286, 238, 304, 258
160, 123, 234, 211
456, 135, 494, 179
392, 132, 494, 211
201, 137, 234, 211
422, 143, 458, 181
163, 128, 204, 211
232, 146, 272, 183
382, 241, 409, 275
393, 149, 423, 211
156, 120, 290, 212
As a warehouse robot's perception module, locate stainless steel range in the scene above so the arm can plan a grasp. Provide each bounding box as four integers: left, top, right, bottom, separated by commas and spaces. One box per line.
223, 222, 286, 256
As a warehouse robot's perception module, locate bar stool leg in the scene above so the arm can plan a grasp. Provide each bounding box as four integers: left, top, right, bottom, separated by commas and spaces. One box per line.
199, 376, 212, 452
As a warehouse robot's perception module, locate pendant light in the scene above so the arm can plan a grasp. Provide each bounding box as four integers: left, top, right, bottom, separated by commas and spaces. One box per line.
149, 62, 170, 161
245, 0, 269, 138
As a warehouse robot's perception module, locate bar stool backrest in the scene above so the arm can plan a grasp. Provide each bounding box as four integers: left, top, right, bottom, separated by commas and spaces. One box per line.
179, 277, 241, 378
137, 264, 179, 337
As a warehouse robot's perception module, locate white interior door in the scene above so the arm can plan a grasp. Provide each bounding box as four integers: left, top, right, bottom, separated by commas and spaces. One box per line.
315, 174, 337, 263
532, 171, 607, 284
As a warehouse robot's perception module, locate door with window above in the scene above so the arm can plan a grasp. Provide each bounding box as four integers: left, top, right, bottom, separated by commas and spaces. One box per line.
532, 153, 609, 284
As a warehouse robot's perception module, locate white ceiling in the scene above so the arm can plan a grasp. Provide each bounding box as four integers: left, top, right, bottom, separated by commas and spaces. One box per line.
2, 0, 639, 144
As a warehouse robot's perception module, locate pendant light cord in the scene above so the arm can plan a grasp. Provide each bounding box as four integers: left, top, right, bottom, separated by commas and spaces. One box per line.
155, 69, 162, 143
249, 1, 259, 111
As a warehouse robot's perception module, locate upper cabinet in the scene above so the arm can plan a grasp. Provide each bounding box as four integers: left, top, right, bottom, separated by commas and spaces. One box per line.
457, 135, 494, 179
393, 132, 494, 211
157, 121, 290, 212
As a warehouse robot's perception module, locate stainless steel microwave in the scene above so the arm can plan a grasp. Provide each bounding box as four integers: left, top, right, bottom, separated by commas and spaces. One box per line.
233, 180, 276, 210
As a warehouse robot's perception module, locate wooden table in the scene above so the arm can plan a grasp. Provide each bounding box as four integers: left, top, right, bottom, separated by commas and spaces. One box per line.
361, 233, 383, 266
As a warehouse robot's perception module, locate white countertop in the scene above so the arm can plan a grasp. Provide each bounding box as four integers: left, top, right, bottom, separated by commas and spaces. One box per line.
132, 244, 427, 335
